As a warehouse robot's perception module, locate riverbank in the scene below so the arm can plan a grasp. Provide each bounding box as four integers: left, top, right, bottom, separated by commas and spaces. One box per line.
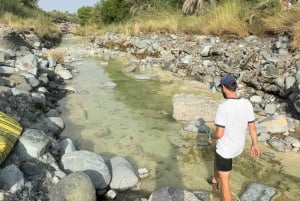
0, 23, 299, 200
57, 33, 300, 200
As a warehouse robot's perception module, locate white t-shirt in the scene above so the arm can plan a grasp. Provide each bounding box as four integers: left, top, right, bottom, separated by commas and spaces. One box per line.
215, 98, 255, 159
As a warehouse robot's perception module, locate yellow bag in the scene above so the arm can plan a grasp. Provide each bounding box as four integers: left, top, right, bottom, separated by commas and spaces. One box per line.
0, 112, 23, 163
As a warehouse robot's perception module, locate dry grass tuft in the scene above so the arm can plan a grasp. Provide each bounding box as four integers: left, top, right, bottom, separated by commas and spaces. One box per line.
201, 0, 248, 37
88, 11, 180, 35
291, 21, 300, 50
0, 12, 60, 38
44, 50, 64, 64
263, 5, 300, 49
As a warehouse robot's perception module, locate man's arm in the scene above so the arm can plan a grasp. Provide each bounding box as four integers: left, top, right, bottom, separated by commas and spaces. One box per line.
248, 122, 259, 158
213, 126, 225, 139
208, 126, 224, 144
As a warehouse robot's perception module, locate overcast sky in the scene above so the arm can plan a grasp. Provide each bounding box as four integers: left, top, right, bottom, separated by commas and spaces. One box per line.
38, 0, 99, 13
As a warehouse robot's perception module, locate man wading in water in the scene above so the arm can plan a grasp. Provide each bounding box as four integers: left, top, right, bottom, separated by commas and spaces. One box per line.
207, 74, 260, 201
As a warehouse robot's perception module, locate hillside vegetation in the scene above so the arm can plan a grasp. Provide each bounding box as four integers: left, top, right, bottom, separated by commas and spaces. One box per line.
1, 0, 300, 49
76, 0, 300, 49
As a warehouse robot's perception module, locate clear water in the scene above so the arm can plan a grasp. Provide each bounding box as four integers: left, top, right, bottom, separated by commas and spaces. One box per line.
58, 59, 211, 190
58, 39, 300, 201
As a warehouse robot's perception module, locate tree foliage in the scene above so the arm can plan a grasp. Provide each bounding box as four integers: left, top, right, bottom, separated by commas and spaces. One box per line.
99, 0, 132, 24
77, 6, 94, 25
93, 0, 185, 24
18, 0, 38, 8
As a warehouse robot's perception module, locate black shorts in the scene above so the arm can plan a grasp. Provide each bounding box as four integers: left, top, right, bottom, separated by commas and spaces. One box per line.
215, 152, 232, 172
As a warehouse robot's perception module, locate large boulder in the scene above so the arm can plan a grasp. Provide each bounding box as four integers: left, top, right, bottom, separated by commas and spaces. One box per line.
48, 171, 96, 201
172, 94, 218, 122
60, 150, 111, 189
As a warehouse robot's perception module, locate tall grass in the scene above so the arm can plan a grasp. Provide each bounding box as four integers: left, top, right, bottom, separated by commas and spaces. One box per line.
0, 0, 60, 38
85, 0, 249, 38
0, 12, 60, 38
200, 0, 248, 37
263, 5, 300, 49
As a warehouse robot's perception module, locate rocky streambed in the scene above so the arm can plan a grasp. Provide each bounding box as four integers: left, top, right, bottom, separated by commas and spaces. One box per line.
0, 23, 299, 201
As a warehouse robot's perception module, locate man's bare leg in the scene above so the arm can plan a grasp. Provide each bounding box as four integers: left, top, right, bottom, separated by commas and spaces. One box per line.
213, 157, 219, 184
218, 171, 232, 201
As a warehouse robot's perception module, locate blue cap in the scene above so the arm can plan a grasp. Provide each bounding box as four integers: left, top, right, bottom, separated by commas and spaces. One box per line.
219, 74, 236, 87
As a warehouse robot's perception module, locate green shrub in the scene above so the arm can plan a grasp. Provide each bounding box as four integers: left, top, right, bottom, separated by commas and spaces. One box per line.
77, 6, 94, 25
99, 0, 132, 24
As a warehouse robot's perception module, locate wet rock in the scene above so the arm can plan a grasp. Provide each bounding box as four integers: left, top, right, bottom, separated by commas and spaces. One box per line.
192, 190, 210, 201
267, 137, 285, 152
263, 152, 276, 159
148, 187, 201, 201
108, 156, 139, 191
240, 183, 277, 201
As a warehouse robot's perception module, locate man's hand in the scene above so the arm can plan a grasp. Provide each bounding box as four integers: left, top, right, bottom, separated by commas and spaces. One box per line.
207, 130, 213, 145
250, 144, 259, 158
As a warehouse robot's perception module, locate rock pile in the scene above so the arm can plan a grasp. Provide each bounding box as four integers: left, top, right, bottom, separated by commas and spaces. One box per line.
90, 33, 300, 117
0, 22, 297, 201
0, 25, 141, 201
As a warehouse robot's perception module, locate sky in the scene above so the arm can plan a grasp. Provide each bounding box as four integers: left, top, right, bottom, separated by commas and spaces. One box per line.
38, 0, 99, 14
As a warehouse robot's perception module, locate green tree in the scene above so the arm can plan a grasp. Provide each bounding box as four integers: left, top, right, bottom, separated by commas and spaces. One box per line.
92, 2, 103, 25
18, 0, 38, 8
77, 6, 94, 25
99, 0, 131, 24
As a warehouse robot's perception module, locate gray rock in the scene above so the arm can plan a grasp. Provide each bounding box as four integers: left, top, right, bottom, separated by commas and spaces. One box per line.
257, 132, 271, 142
283, 136, 300, 147
256, 115, 288, 134
56, 69, 73, 80
0, 164, 24, 193
0, 66, 15, 75
267, 138, 285, 152
20, 161, 43, 176
240, 183, 277, 201
48, 57, 57, 68
264, 104, 277, 115
200, 45, 212, 57
15, 54, 38, 75
30, 117, 64, 137
285, 76, 295, 91
60, 150, 111, 189
48, 172, 96, 201
250, 95, 262, 103
13, 129, 50, 160
108, 156, 139, 191
148, 187, 201, 201
263, 152, 276, 159
31, 92, 46, 108
192, 190, 210, 201
59, 138, 76, 154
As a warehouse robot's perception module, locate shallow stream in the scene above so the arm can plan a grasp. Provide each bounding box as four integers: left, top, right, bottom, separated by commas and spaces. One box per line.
58, 38, 300, 201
